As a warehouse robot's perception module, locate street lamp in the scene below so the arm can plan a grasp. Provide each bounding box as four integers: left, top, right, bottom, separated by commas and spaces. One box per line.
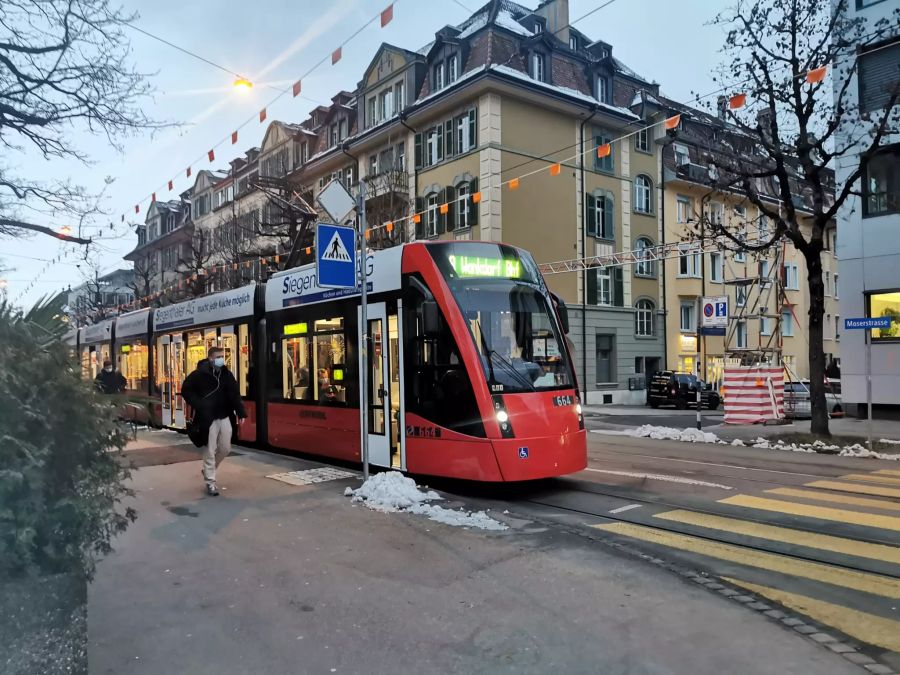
59, 226, 72, 235
233, 77, 253, 95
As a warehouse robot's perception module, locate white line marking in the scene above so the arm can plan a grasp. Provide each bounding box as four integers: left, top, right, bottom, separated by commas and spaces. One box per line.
609, 504, 642, 514
585, 468, 734, 490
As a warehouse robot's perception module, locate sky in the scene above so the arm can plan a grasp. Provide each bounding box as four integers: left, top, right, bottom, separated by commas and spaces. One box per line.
2, 0, 731, 308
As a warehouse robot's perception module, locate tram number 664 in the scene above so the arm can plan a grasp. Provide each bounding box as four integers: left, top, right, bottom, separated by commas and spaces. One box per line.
552, 395, 575, 407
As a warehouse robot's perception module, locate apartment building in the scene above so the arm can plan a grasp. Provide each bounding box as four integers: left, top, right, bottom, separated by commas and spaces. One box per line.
271, 0, 668, 402
124, 196, 192, 298
832, 0, 899, 416
660, 98, 839, 386
66, 268, 134, 326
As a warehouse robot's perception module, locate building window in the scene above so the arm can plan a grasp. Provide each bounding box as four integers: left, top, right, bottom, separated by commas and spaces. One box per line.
736, 320, 748, 348
596, 334, 615, 383
825, 271, 831, 296
455, 182, 470, 229
760, 308, 772, 336
597, 76, 609, 104
834, 274, 839, 299
680, 301, 696, 332
367, 97, 376, 127
586, 191, 614, 240
532, 21, 543, 34
859, 38, 900, 113
782, 310, 794, 337
593, 131, 614, 172
674, 143, 690, 167
710, 252, 723, 282
394, 81, 405, 112
569, 36, 578, 50
783, 262, 799, 290
863, 144, 899, 217
835, 315, 841, 342
379, 89, 393, 121
456, 108, 477, 154
635, 127, 651, 153
736, 285, 747, 307
734, 246, 747, 263
869, 291, 900, 341
708, 202, 724, 226
678, 244, 701, 278
434, 62, 444, 90
531, 52, 546, 82
426, 126, 442, 166
426, 193, 439, 237
368, 154, 378, 176
634, 175, 653, 214
634, 237, 655, 277
676, 196, 692, 224
448, 55, 459, 83
635, 299, 655, 336
596, 267, 612, 305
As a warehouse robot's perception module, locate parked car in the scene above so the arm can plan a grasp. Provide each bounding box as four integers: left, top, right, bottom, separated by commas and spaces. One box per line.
783, 379, 842, 419
648, 371, 721, 410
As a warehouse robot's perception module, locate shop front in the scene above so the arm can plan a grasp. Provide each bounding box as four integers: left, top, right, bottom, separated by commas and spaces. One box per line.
79, 319, 114, 382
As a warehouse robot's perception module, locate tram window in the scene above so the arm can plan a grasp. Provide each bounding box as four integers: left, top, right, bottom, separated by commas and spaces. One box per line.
314, 324, 346, 404
220, 327, 237, 372
238, 324, 251, 397
120, 341, 149, 392
187, 332, 206, 372
154, 338, 168, 395
404, 279, 484, 437
282, 335, 312, 400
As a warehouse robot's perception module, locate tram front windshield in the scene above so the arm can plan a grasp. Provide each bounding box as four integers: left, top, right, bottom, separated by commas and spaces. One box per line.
430, 243, 574, 394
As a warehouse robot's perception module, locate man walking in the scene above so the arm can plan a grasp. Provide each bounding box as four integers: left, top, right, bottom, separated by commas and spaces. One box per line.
181, 347, 247, 496
95, 359, 126, 394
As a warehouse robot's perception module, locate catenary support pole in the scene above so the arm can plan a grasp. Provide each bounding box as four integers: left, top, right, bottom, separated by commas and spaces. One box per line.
866, 329, 872, 452
358, 181, 370, 481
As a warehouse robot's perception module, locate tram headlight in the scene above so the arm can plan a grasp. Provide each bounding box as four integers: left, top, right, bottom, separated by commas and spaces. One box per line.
496, 410, 509, 424
575, 403, 583, 416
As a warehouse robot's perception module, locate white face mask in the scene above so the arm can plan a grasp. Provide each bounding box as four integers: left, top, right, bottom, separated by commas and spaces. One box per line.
213, 356, 225, 368
104, 366, 113, 373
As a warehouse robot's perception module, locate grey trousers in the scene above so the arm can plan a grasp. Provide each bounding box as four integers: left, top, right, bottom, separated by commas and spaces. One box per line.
202, 417, 232, 485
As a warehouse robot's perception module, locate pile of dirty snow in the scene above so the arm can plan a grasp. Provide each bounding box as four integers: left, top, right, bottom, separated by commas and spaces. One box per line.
621, 425, 721, 444
749, 437, 900, 460
344, 472, 508, 531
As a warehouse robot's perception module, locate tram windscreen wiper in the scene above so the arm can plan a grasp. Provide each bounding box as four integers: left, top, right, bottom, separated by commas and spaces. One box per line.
471, 317, 534, 392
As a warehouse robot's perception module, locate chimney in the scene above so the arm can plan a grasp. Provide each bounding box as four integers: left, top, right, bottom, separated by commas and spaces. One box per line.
536, 0, 570, 43
716, 95, 728, 121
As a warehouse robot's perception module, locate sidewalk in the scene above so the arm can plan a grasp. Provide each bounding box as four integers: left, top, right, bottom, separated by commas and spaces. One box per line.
584, 404, 900, 442
87, 431, 858, 674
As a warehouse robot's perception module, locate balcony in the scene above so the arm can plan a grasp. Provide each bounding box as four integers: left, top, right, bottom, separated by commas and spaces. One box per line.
364, 168, 409, 200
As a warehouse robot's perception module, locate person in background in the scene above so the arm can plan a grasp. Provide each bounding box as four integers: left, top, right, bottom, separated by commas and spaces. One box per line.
95, 359, 126, 394
181, 347, 247, 496
317, 368, 337, 402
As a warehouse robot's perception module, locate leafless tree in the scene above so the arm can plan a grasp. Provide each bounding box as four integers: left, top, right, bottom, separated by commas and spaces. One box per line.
176, 229, 214, 299
128, 258, 156, 309
0, 0, 164, 247
364, 167, 408, 250
253, 174, 317, 270
690, 0, 899, 435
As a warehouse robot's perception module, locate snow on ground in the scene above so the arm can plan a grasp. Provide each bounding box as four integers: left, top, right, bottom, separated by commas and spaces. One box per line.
345, 472, 508, 531
592, 425, 900, 460
880, 438, 900, 445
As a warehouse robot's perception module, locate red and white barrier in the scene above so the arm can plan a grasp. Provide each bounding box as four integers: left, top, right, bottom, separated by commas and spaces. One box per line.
723, 366, 784, 424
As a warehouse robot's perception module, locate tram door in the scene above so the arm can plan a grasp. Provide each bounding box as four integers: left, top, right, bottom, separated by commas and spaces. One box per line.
361, 302, 405, 470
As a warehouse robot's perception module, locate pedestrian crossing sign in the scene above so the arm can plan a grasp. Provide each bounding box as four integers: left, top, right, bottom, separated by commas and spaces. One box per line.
316, 222, 357, 289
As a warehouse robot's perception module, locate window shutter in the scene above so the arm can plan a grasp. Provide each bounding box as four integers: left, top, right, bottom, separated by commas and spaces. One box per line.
859, 41, 900, 113
603, 194, 614, 239
586, 268, 598, 305
586, 193, 597, 237
613, 267, 624, 307
446, 185, 456, 231
415, 197, 425, 239
468, 178, 479, 227
593, 136, 602, 171
444, 119, 454, 157
437, 188, 446, 234
414, 133, 423, 169
469, 109, 477, 150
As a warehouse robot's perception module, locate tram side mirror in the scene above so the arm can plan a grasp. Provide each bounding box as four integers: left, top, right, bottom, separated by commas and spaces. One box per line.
551, 293, 570, 334
422, 300, 441, 336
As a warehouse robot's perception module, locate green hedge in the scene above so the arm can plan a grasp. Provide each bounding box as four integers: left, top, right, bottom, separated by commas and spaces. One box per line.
0, 303, 135, 581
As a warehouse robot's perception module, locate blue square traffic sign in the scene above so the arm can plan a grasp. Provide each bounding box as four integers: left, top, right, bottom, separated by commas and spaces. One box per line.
316, 223, 357, 289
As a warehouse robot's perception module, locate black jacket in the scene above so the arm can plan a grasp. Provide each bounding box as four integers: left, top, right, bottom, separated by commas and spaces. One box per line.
181, 361, 247, 446
95, 369, 126, 394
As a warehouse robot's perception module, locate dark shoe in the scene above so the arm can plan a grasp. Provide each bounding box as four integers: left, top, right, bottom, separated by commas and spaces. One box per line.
206, 483, 220, 497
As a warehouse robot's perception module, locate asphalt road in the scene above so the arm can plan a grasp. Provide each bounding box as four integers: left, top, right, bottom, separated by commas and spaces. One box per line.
484, 431, 900, 673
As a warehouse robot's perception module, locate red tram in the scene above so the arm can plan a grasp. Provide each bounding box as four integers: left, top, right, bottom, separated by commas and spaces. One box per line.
73, 241, 586, 482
